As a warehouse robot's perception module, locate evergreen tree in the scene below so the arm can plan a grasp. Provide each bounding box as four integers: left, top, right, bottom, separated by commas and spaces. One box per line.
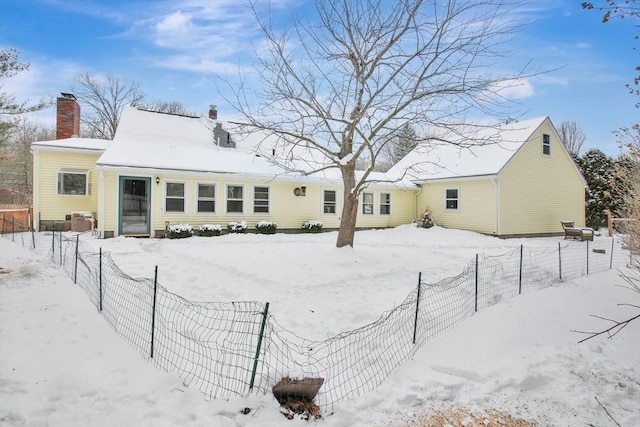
576, 149, 623, 229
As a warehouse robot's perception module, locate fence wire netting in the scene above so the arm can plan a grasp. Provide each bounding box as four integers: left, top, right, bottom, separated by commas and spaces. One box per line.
2, 221, 635, 413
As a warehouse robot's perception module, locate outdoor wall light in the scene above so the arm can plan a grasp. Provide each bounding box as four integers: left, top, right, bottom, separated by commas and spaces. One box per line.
155, 176, 160, 185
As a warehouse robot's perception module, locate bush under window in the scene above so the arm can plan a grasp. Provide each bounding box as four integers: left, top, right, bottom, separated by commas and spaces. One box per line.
256, 221, 277, 234
228, 221, 248, 233
195, 224, 222, 237
166, 223, 193, 239
302, 220, 323, 233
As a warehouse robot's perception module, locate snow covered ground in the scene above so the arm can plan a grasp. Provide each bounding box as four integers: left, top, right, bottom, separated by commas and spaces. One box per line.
1, 226, 639, 426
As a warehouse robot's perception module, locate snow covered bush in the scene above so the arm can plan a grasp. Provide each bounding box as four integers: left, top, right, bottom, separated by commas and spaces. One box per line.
166, 223, 193, 239
414, 207, 435, 228
302, 220, 323, 233
256, 221, 277, 234
227, 221, 248, 234
195, 224, 222, 237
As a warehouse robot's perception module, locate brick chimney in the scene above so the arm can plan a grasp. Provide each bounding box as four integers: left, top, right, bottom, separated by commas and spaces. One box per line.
56, 93, 80, 139
208, 104, 217, 120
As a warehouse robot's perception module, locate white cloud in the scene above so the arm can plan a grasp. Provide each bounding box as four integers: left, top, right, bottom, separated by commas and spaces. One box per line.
490, 78, 536, 99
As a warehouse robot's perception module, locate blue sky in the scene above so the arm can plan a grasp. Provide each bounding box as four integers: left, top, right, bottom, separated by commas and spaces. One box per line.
1, 0, 637, 156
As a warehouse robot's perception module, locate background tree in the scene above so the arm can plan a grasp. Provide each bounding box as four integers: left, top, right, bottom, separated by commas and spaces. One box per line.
558, 120, 586, 157
232, 0, 538, 247
0, 119, 54, 205
72, 71, 146, 140
575, 149, 623, 229
0, 48, 47, 147
143, 100, 198, 117
380, 124, 420, 171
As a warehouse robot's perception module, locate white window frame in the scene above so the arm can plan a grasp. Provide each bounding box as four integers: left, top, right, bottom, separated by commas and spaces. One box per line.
196, 183, 216, 214
380, 192, 391, 215
362, 192, 374, 215
253, 185, 270, 214
226, 184, 244, 214
57, 169, 89, 195
323, 189, 337, 215
542, 133, 551, 156
445, 188, 459, 210
165, 181, 186, 213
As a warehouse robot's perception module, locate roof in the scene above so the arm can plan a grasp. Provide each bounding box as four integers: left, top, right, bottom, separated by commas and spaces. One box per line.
96, 107, 284, 176
385, 117, 548, 182
32, 137, 110, 152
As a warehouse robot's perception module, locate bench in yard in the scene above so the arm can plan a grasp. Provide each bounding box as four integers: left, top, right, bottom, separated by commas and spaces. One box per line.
561, 221, 594, 242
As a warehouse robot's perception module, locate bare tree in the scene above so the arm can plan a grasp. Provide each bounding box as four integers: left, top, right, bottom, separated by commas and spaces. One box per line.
231, 0, 539, 247
1, 48, 48, 148
143, 100, 199, 117
72, 71, 146, 140
381, 123, 420, 170
558, 120, 586, 157
0, 118, 54, 204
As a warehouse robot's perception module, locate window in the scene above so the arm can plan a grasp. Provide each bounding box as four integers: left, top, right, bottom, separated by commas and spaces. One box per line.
380, 193, 391, 215
165, 182, 185, 212
58, 170, 88, 195
323, 190, 337, 214
362, 192, 374, 215
227, 185, 244, 213
543, 133, 551, 155
197, 184, 216, 213
445, 188, 459, 210
254, 186, 270, 213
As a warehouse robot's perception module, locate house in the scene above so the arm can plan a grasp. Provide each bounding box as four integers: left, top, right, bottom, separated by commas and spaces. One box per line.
32, 94, 586, 238
387, 117, 587, 237
32, 95, 416, 237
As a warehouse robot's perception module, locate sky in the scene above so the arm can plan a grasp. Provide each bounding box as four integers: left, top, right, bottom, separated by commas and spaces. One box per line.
1, 226, 639, 425
0, 0, 638, 157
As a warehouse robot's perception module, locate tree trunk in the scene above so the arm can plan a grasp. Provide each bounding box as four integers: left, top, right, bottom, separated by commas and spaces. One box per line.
336, 165, 359, 248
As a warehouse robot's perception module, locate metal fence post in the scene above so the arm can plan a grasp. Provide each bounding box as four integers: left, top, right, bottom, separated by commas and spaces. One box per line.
558, 242, 562, 282
609, 237, 614, 269
99, 247, 103, 312
31, 229, 35, 249
59, 229, 62, 266
586, 239, 590, 275
475, 254, 479, 312
51, 224, 55, 260
151, 266, 158, 359
74, 234, 79, 284
249, 302, 270, 392
413, 273, 422, 345
518, 244, 523, 294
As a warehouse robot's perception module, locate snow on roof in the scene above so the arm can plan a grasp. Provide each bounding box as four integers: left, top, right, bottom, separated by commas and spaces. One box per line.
385, 117, 548, 182
31, 137, 111, 151
97, 107, 286, 176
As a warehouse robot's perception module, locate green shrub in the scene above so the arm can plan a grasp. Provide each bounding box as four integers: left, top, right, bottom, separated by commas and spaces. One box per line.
228, 221, 248, 234
302, 220, 323, 233
166, 223, 193, 239
414, 208, 436, 229
195, 224, 222, 237
256, 221, 277, 234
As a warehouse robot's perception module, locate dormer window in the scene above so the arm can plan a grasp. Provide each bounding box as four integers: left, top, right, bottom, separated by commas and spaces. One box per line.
542, 134, 551, 156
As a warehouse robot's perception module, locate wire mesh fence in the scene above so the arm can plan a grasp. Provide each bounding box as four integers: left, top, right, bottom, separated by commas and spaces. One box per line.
1, 217, 635, 413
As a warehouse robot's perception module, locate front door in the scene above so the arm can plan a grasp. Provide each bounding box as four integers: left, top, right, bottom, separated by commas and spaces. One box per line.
119, 177, 150, 235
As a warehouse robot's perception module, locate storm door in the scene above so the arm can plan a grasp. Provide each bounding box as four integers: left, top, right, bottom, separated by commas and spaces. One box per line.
119, 177, 151, 235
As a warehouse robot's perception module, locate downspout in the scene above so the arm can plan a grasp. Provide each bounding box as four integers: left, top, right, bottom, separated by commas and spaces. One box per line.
32, 149, 40, 232
414, 184, 423, 220
492, 176, 499, 236
98, 170, 105, 238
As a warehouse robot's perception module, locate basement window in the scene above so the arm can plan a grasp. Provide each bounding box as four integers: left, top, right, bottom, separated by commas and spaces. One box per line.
57, 170, 89, 195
